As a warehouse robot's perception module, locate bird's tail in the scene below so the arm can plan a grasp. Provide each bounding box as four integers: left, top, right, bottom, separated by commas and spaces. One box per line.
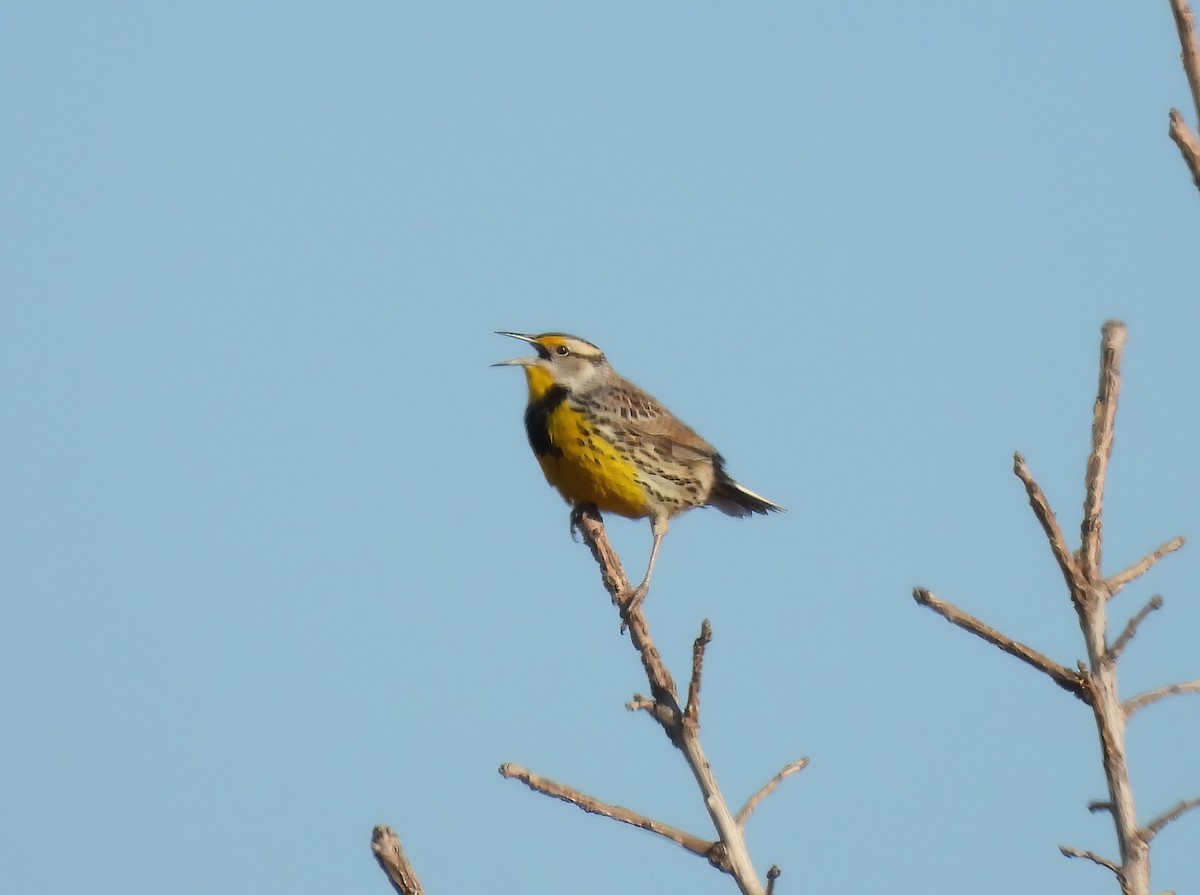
708, 460, 785, 517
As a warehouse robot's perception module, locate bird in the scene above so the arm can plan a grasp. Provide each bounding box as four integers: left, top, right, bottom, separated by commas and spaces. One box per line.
493, 331, 783, 603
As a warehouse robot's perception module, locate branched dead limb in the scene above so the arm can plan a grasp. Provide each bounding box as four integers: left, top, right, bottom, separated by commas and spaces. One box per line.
499, 763, 715, 859
1168, 0, 1200, 191
1106, 537, 1186, 599
911, 588, 1087, 699
1123, 679, 1200, 716
1060, 845, 1121, 876
500, 507, 784, 895
1140, 796, 1200, 843
915, 322, 1192, 895
736, 759, 809, 827
371, 826, 427, 895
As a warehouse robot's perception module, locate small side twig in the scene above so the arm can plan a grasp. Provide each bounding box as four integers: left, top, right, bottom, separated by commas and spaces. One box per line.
1108, 595, 1164, 662
1169, 109, 1200, 190
912, 588, 1088, 700
735, 758, 809, 827
1141, 796, 1200, 843
1124, 679, 1200, 717
685, 620, 713, 726
499, 763, 714, 859
765, 866, 781, 895
1059, 844, 1121, 876
1106, 536, 1185, 599
1013, 453, 1088, 603
371, 826, 427, 895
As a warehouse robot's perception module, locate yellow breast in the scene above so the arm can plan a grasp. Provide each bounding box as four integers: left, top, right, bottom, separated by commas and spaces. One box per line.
521, 366, 648, 519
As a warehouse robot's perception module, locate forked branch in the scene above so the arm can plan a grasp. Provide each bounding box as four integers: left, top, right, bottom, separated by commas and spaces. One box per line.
502, 508, 791, 895
915, 322, 1191, 895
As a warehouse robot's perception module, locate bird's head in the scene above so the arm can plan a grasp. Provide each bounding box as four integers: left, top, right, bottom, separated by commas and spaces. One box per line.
492, 332, 610, 396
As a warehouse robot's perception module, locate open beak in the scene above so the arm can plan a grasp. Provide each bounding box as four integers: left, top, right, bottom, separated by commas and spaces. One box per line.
492, 331, 539, 367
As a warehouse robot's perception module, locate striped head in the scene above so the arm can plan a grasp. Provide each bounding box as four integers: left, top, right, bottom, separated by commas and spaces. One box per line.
492, 332, 612, 399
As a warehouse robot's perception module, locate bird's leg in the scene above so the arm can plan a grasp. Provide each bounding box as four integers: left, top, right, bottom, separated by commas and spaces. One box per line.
569, 503, 600, 542
624, 516, 667, 609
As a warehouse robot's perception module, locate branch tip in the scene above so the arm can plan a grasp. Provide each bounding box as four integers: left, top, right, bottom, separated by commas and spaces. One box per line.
1059, 844, 1120, 876
736, 757, 810, 827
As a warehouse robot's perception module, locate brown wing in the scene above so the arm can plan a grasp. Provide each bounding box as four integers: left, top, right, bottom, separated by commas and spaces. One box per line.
603, 377, 718, 465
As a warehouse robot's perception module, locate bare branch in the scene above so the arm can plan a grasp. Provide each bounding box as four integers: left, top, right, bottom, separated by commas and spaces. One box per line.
499, 763, 714, 860
576, 509, 681, 721
1124, 679, 1200, 717
1106, 536, 1186, 599
371, 826, 427, 895
1108, 595, 1164, 662
1089, 800, 1114, 814
1012, 453, 1088, 603
1169, 109, 1200, 190
1170, 0, 1200, 124
912, 588, 1088, 700
1080, 320, 1127, 581
1141, 796, 1200, 843
574, 511, 770, 895
685, 620, 713, 726
1059, 844, 1121, 876
736, 758, 809, 827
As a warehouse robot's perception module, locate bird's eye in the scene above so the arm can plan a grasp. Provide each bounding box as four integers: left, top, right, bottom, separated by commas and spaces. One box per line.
555, 344, 570, 356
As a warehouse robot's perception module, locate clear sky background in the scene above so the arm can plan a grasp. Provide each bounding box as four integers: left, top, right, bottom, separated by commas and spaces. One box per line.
3, 3, 1198, 894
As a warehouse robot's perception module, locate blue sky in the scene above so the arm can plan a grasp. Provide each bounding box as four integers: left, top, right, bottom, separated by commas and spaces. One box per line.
3, 3, 1198, 893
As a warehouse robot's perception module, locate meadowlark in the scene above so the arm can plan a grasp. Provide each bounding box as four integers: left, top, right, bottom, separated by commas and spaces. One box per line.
494, 331, 783, 603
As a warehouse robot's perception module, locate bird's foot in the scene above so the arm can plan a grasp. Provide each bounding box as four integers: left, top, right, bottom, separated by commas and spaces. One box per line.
569, 503, 600, 542
619, 581, 650, 612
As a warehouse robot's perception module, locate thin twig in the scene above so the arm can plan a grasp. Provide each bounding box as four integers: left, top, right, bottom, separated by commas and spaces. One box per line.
765, 866, 781, 895
1141, 796, 1200, 843
371, 826, 427, 895
1124, 679, 1200, 716
1089, 801, 1114, 814
1012, 453, 1088, 603
912, 588, 1088, 700
1108, 595, 1164, 662
735, 758, 809, 827
1059, 844, 1121, 876
1080, 321, 1127, 581
685, 620, 713, 726
499, 763, 715, 859
1106, 537, 1186, 599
